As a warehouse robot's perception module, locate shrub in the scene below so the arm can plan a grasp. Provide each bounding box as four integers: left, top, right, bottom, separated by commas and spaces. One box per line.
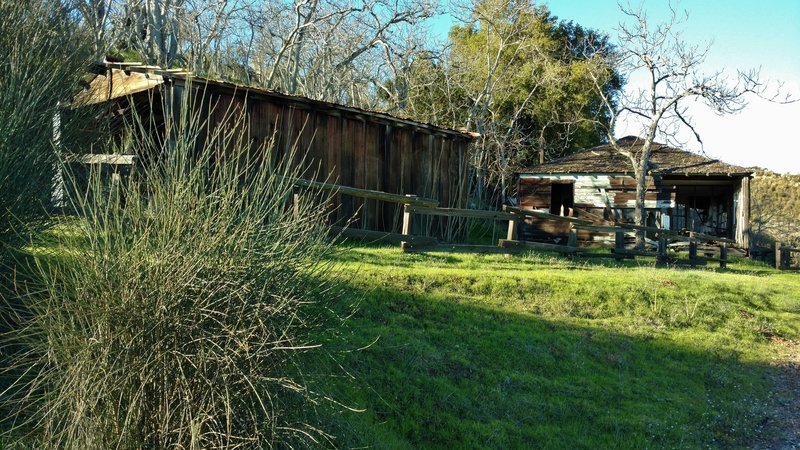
3, 91, 341, 449
0, 0, 92, 250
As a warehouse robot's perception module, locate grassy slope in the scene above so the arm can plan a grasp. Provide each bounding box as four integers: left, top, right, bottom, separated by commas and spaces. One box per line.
310, 246, 800, 449
751, 168, 800, 247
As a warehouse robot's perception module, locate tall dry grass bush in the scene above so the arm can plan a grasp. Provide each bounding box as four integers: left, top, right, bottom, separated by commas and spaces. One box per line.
2, 90, 344, 449
0, 0, 93, 250
0, 1, 98, 441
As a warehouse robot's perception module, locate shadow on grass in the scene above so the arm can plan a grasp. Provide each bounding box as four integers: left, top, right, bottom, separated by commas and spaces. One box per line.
311, 281, 790, 450
333, 239, 783, 277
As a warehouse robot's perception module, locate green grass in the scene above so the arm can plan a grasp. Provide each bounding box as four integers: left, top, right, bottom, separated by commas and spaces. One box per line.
307, 245, 800, 449
15, 234, 800, 448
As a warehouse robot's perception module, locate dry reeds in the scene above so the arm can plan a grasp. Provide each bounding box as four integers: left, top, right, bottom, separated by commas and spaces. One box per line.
0, 0, 93, 249
3, 88, 341, 449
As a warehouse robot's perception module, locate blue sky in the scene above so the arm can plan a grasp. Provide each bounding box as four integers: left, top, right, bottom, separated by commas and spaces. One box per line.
427, 1, 800, 174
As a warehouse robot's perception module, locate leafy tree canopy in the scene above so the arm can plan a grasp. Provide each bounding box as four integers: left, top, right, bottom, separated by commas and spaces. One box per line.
398, 0, 621, 168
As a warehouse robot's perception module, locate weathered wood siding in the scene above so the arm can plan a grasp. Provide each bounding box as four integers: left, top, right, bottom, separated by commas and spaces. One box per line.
517, 173, 748, 247
519, 174, 675, 210
186, 85, 472, 237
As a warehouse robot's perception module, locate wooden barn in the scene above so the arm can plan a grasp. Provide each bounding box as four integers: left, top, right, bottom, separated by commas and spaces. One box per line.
516, 136, 753, 249
75, 62, 476, 238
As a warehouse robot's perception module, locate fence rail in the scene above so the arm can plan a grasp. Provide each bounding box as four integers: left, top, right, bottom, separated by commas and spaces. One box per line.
286, 177, 742, 270
68, 163, 747, 270
776, 243, 800, 270
285, 176, 439, 208
405, 205, 517, 221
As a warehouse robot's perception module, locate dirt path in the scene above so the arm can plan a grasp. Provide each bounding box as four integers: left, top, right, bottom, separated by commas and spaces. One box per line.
757, 336, 800, 449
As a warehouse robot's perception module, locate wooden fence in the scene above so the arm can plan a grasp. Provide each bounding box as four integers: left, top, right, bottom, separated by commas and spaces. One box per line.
274, 177, 743, 269
397, 201, 738, 269
287, 176, 442, 245
501, 206, 738, 269
775, 243, 800, 270
68, 161, 753, 272
66, 164, 744, 270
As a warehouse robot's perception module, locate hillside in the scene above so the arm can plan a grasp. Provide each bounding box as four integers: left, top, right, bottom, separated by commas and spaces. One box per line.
308, 246, 800, 449
751, 168, 800, 248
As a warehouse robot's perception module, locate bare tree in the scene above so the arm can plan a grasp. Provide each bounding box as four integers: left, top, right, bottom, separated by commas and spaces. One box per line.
181, 0, 256, 75
67, 0, 436, 107
587, 3, 791, 248
243, 0, 436, 103
68, 0, 113, 58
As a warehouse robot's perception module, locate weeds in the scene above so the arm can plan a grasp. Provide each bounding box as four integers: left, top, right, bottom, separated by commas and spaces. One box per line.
2, 89, 342, 449
0, 0, 93, 250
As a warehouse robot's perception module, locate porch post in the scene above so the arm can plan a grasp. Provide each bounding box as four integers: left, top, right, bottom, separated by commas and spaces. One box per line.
740, 176, 751, 252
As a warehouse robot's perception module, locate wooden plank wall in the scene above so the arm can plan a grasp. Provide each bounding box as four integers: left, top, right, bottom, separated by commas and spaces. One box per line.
201, 91, 471, 237
517, 174, 748, 246
518, 174, 676, 243
519, 175, 674, 210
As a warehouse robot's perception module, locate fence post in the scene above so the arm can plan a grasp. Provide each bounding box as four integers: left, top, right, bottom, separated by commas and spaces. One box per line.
567, 224, 577, 248
614, 231, 625, 259
719, 242, 728, 270
402, 202, 412, 236
399, 202, 413, 252
688, 232, 698, 268
776, 242, 783, 270
507, 216, 519, 241
292, 192, 301, 220
656, 236, 668, 267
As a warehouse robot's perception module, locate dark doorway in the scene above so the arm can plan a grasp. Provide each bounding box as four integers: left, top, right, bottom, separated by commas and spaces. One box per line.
550, 182, 574, 216
673, 184, 734, 238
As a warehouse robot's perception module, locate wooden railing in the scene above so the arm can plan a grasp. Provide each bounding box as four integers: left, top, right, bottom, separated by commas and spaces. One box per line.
399, 204, 521, 253
286, 176, 439, 208
286, 176, 440, 245
287, 177, 743, 269
775, 243, 800, 270
499, 206, 738, 269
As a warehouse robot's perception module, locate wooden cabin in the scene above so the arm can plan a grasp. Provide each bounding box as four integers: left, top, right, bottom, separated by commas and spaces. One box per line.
516, 136, 753, 249
74, 63, 476, 238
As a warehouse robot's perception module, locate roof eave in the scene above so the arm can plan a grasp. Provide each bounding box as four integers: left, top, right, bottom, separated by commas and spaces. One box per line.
89, 62, 479, 141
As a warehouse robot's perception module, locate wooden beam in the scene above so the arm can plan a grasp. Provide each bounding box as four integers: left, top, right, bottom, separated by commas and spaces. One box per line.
741, 176, 751, 250
719, 243, 728, 270
688, 232, 699, 268
507, 217, 519, 240
656, 237, 668, 267
285, 177, 439, 207
502, 205, 592, 224
567, 227, 578, 248
687, 231, 737, 244
407, 205, 518, 221
572, 208, 615, 226
401, 203, 413, 235
613, 231, 632, 259
615, 222, 683, 237
292, 193, 301, 220
573, 224, 636, 234
401, 243, 521, 254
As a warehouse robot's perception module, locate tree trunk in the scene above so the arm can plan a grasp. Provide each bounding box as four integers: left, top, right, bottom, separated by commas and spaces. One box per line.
634, 148, 652, 249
